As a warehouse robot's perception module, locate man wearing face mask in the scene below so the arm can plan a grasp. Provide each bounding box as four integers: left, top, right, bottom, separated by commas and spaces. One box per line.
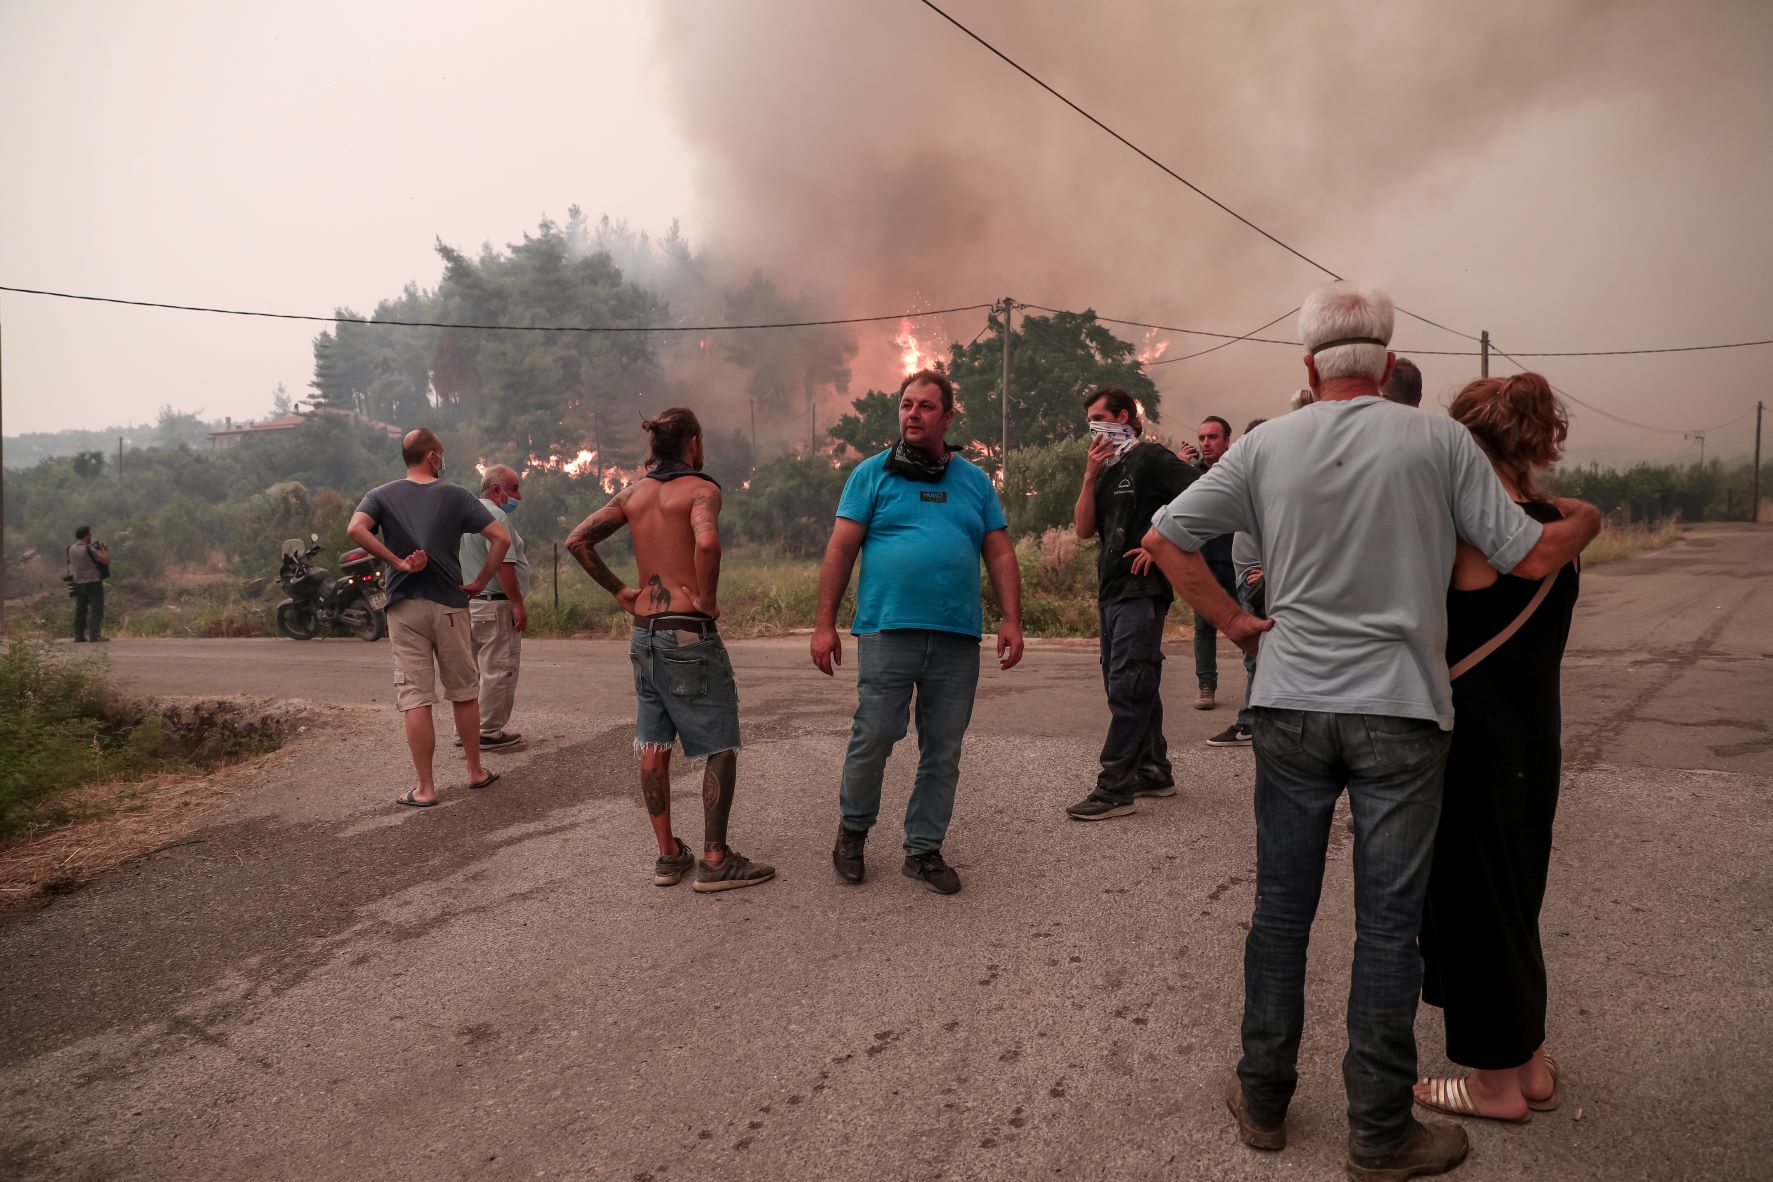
455, 464, 530, 752
349, 428, 511, 808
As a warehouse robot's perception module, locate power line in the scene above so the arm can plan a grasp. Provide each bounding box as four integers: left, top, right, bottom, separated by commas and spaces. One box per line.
915, 0, 1482, 346
1147, 307, 1300, 365
1489, 342, 1752, 437
0, 284, 994, 333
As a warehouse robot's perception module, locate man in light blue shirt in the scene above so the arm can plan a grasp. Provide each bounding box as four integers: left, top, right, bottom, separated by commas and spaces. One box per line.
811, 369, 1024, 895
1142, 283, 1600, 1177
456, 464, 530, 751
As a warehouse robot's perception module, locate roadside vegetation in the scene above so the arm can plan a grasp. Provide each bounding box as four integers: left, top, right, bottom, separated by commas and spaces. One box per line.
1580, 518, 1686, 567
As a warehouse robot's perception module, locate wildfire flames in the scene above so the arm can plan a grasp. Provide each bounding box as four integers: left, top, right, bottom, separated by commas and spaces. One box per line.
892, 317, 949, 376
1137, 327, 1170, 366
516, 449, 648, 494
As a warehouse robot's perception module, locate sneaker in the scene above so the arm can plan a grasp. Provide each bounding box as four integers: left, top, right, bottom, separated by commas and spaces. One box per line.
479, 731, 525, 751
1345, 1119, 1469, 1182
1194, 688, 1216, 710
693, 849, 776, 892
1133, 780, 1178, 799
1207, 724, 1254, 747
653, 837, 694, 886
833, 825, 867, 883
902, 850, 961, 895
1066, 794, 1138, 821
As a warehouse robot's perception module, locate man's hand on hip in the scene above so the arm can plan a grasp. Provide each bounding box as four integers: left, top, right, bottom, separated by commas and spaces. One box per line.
1223, 611, 1274, 658
811, 624, 842, 676
996, 620, 1025, 671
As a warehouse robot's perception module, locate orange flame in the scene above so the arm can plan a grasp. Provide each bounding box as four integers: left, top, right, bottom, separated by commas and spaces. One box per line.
1137, 327, 1170, 366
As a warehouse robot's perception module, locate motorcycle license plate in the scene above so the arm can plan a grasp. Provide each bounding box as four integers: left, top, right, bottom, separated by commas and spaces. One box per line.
367, 591, 388, 611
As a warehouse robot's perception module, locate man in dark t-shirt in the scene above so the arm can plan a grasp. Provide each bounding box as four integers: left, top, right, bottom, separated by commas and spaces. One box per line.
348, 428, 510, 808
1066, 387, 1198, 821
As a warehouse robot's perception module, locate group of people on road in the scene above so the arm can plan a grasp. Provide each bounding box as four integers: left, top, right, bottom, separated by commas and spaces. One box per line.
350, 280, 1594, 1182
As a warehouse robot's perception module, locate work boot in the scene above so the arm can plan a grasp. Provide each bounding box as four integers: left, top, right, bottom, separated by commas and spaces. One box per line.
833, 825, 867, 883
1225, 1078, 1286, 1151
1345, 1119, 1469, 1182
1194, 688, 1215, 710
902, 850, 961, 895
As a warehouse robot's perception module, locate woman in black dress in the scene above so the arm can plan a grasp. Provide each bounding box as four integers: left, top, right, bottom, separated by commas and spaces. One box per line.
1417, 373, 1579, 1122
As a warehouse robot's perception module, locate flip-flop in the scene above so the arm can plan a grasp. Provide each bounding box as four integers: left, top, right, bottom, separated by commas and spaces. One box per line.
1415, 1075, 1532, 1123
1526, 1053, 1561, 1112
396, 789, 439, 808
467, 771, 501, 791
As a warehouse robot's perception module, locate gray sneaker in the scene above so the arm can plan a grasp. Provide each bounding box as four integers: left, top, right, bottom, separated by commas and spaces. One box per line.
693, 849, 776, 893
1066, 794, 1138, 821
479, 731, 525, 751
654, 837, 694, 886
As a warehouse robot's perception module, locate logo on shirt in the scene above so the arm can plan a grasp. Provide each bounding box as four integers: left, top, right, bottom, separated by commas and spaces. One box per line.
919, 490, 947, 503
1114, 475, 1134, 496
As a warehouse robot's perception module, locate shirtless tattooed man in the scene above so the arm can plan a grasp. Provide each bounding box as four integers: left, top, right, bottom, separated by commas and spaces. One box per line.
565, 408, 775, 892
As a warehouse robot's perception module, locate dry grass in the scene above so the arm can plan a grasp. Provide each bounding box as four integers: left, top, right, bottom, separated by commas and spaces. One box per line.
1581, 519, 1683, 567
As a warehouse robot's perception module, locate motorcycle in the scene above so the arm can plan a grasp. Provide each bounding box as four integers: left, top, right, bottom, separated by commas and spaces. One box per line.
275, 533, 388, 641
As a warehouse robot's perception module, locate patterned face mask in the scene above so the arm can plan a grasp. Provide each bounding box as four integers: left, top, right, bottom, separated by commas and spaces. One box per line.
884, 437, 951, 483
1088, 421, 1140, 464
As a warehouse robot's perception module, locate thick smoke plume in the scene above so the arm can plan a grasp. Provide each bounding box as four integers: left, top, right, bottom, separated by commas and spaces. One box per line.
648, 0, 1773, 461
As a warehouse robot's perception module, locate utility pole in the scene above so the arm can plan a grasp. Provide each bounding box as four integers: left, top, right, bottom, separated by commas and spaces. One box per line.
1754, 400, 1764, 524
1479, 330, 1490, 378
999, 296, 1013, 487
1686, 431, 1705, 470
118, 435, 124, 479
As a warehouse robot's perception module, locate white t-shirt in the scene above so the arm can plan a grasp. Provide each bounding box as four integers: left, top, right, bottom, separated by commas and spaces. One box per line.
1150, 396, 1543, 728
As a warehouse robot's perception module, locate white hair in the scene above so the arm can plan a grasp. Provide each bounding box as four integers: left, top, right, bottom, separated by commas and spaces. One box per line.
1298, 282, 1395, 382
480, 464, 518, 493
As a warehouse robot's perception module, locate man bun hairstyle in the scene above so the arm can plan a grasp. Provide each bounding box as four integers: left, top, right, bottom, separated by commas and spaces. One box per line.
1447, 373, 1568, 501
1086, 387, 1142, 434
401, 427, 443, 467
899, 368, 955, 412
642, 407, 702, 467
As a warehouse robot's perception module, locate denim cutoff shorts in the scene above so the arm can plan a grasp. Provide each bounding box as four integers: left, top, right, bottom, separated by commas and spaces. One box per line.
629, 627, 742, 759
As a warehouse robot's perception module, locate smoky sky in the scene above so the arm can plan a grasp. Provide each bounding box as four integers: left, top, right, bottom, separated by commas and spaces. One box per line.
650, 0, 1773, 462
2, 0, 1769, 466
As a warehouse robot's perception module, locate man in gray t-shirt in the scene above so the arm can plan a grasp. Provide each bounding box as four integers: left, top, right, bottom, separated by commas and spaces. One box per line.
67, 525, 109, 642
1142, 283, 1600, 1176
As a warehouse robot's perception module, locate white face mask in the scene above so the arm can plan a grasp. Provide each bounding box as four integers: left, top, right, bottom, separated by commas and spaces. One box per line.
1088, 421, 1140, 462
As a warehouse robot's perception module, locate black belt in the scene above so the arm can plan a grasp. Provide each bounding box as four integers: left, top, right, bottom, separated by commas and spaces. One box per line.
641, 612, 717, 637
476, 591, 508, 601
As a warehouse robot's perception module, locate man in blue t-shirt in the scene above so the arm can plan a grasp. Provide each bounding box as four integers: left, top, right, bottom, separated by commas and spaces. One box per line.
811, 369, 1024, 895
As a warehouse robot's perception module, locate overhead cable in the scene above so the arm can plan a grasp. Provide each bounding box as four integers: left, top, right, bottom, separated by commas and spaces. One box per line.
0, 284, 993, 333
1147, 307, 1301, 365
1489, 343, 1752, 437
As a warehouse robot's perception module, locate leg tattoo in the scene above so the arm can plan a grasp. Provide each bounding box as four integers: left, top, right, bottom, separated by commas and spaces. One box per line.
641, 758, 671, 816
702, 750, 737, 851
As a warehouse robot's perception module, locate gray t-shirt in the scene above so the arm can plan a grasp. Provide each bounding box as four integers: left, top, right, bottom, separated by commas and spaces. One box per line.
355, 478, 495, 609
1232, 532, 1262, 590
458, 498, 530, 599
1150, 396, 1544, 728
67, 541, 104, 584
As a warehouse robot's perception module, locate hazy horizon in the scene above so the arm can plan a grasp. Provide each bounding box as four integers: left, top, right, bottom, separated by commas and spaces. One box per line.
4, 0, 1770, 465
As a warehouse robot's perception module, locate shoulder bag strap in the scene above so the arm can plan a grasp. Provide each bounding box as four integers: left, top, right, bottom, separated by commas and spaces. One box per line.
1449, 573, 1556, 681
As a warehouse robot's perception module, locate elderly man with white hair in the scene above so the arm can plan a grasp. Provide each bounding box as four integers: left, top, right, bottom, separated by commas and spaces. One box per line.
1142, 282, 1601, 1179
455, 463, 530, 751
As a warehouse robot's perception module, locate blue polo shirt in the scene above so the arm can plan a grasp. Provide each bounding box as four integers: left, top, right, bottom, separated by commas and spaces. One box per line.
836, 449, 1008, 638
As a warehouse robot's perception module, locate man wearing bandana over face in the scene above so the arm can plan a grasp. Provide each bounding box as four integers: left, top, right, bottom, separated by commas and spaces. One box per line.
1066, 387, 1199, 820
811, 369, 1025, 895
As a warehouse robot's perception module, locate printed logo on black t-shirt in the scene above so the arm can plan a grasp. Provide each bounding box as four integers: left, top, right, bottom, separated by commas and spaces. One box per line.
919, 490, 947, 503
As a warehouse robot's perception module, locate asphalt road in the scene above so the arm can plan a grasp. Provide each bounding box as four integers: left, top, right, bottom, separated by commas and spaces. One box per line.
3, 523, 1769, 1181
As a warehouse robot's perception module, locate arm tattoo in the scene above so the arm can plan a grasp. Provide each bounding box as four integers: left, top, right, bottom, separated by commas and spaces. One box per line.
565, 491, 630, 599
689, 488, 720, 539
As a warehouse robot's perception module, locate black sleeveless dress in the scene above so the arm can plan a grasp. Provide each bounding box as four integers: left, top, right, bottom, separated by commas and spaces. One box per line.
1420, 500, 1579, 1070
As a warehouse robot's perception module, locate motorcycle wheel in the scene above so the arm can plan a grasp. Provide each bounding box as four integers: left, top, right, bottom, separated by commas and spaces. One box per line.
342, 601, 381, 642
276, 600, 321, 641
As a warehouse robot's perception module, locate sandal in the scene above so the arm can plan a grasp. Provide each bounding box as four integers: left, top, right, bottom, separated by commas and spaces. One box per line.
1415, 1075, 1531, 1123
467, 771, 501, 791
1525, 1053, 1561, 1112
396, 789, 439, 808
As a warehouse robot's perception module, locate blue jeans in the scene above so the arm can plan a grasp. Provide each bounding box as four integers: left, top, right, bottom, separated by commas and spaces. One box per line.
838, 629, 981, 855
1238, 708, 1451, 1158
1235, 579, 1263, 731
1193, 561, 1238, 691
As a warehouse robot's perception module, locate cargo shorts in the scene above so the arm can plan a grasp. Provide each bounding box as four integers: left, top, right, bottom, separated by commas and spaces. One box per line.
387, 597, 479, 712
629, 627, 741, 759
